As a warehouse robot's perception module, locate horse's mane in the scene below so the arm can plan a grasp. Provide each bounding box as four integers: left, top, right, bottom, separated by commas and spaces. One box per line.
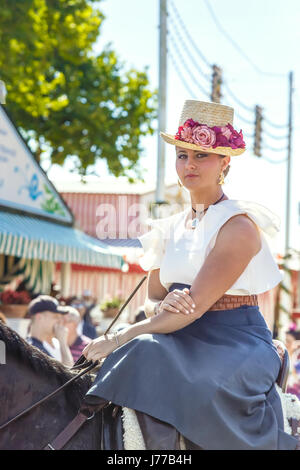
0, 322, 92, 408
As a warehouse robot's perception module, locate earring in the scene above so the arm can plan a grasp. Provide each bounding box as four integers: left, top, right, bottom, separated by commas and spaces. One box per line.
177, 179, 183, 187
218, 171, 225, 185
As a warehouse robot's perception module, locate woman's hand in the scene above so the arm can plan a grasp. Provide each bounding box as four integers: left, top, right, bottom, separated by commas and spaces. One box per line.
82, 333, 119, 362
158, 288, 195, 315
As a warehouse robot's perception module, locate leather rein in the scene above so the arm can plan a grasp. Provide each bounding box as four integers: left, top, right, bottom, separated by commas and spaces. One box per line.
0, 275, 147, 449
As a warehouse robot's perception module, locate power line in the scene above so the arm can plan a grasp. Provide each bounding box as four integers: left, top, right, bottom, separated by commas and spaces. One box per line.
168, 49, 198, 99
243, 132, 254, 139
261, 155, 288, 164
263, 127, 288, 141
169, 0, 291, 134
203, 0, 286, 78
168, 13, 211, 83
223, 81, 253, 113
169, 0, 211, 68
224, 81, 290, 135
264, 116, 288, 129
232, 109, 254, 126
263, 143, 287, 152
168, 32, 210, 97
168, 34, 210, 98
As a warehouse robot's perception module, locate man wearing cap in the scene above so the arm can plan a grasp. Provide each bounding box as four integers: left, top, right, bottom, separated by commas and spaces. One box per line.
26, 295, 74, 367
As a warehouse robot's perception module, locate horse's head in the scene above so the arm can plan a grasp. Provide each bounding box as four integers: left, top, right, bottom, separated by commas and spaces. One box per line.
0, 322, 97, 449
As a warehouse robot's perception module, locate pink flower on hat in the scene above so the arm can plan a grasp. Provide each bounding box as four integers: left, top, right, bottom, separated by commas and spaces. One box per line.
174, 120, 245, 150
212, 124, 245, 149
175, 125, 184, 140
192, 125, 216, 148
180, 126, 194, 143
184, 118, 197, 128
220, 126, 232, 140
227, 124, 245, 149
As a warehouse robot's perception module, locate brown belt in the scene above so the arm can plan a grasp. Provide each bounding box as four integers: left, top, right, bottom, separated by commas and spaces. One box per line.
208, 294, 258, 311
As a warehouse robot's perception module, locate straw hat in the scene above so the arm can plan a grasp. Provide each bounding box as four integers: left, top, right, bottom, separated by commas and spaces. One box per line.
160, 100, 246, 156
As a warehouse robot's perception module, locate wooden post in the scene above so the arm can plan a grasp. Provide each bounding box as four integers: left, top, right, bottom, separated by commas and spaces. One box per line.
155, 0, 168, 216
60, 262, 71, 297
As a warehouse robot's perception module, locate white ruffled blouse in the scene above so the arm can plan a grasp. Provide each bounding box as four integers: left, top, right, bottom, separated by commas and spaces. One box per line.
137, 199, 283, 295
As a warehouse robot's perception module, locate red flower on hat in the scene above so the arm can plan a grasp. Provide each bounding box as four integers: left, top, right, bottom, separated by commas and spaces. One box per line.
180, 126, 194, 143
175, 120, 245, 150
226, 124, 245, 149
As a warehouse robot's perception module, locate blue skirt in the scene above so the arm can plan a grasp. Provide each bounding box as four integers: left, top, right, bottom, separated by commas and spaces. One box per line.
87, 283, 298, 450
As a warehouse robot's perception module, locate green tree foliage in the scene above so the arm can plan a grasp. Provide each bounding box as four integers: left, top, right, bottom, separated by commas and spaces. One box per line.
0, 0, 157, 179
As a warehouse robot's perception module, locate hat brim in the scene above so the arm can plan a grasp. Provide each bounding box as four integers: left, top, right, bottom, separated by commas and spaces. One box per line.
160, 132, 246, 157
28, 307, 69, 316
55, 306, 69, 315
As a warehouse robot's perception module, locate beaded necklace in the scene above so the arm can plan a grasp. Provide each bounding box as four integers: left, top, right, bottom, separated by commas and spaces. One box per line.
190, 192, 225, 229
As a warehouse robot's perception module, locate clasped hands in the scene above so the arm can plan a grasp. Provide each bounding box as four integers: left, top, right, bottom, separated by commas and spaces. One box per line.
82, 289, 196, 362
157, 288, 196, 315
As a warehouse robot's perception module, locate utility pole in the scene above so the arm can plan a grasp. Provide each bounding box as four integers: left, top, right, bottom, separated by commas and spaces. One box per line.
254, 105, 263, 157
211, 65, 222, 103
285, 71, 294, 255
155, 0, 167, 217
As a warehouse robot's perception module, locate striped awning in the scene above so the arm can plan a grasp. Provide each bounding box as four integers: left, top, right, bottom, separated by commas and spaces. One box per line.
0, 254, 54, 294
0, 212, 125, 269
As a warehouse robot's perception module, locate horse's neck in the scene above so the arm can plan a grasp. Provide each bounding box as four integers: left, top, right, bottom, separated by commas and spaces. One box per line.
0, 354, 74, 449
2, 354, 59, 418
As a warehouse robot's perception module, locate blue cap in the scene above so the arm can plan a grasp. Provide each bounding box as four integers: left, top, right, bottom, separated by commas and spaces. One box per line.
28, 295, 68, 316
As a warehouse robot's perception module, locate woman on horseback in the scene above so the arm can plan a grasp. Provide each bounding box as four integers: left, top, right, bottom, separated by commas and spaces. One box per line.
82, 100, 299, 450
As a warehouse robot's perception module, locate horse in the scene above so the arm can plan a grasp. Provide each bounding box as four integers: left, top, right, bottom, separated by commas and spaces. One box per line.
1, 321, 300, 450
0, 322, 121, 450
0, 321, 185, 450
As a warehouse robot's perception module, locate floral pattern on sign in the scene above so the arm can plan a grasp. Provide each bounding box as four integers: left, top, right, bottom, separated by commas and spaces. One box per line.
40, 184, 66, 216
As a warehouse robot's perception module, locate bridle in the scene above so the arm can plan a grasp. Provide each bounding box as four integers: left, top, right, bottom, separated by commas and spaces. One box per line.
0, 359, 99, 432
0, 275, 147, 449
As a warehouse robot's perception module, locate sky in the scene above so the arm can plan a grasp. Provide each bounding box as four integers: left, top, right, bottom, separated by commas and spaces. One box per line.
47, 0, 300, 256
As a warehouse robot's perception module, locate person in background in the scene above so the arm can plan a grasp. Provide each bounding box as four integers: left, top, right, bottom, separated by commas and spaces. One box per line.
285, 330, 300, 357
50, 283, 62, 302
62, 306, 92, 363
285, 329, 300, 399
82, 289, 96, 315
81, 289, 99, 332
70, 298, 98, 340
26, 295, 74, 367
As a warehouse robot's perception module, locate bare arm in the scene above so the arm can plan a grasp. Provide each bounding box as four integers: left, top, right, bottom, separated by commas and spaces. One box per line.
143, 269, 168, 317
83, 215, 262, 360
118, 214, 261, 341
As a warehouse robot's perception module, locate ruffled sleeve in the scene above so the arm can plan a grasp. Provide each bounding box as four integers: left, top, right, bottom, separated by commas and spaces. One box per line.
137, 214, 179, 271
228, 200, 281, 239
206, 200, 282, 253
203, 200, 283, 295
